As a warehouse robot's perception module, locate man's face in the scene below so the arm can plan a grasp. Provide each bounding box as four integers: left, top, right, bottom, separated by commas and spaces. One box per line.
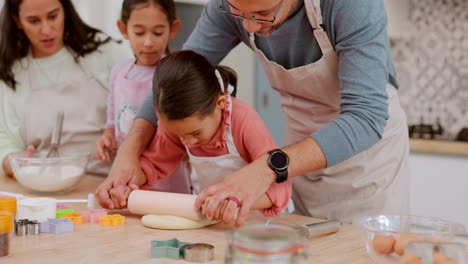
223, 0, 296, 36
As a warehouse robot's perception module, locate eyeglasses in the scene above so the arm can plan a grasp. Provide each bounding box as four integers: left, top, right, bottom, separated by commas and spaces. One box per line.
219, 0, 285, 24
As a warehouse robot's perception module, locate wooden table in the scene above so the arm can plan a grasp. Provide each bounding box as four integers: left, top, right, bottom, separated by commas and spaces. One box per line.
0, 175, 461, 264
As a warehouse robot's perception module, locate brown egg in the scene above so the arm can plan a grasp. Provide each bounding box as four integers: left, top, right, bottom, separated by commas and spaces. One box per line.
398, 253, 423, 264
372, 234, 395, 254
433, 251, 454, 264
394, 235, 419, 256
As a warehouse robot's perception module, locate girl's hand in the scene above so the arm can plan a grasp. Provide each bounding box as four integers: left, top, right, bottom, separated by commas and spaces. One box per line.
95, 154, 147, 209
95, 129, 117, 161
108, 184, 138, 210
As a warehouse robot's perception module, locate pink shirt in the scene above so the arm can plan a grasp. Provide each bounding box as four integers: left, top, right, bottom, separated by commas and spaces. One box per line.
139, 97, 292, 216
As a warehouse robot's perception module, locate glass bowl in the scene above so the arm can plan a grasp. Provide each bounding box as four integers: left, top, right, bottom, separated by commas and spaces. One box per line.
354, 215, 464, 264
9, 151, 89, 194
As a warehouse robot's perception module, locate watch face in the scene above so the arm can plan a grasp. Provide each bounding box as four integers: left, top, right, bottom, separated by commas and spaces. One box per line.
270, 151, 288, 170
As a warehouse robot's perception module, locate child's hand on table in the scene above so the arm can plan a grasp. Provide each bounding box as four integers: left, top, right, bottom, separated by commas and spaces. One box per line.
108, 184, 138, 209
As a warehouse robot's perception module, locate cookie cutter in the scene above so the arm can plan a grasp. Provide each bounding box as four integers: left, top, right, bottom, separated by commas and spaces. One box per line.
150, 238, 191, 259
183, 243, 215, 262
99, 214, 125, 226
39, 218, 74, 234
15, 219, 40, 236
81, 209, 107, 223
60, 213, 83, 224
27, 220, 39, 235
56, 209, 74, 219
56, 204, 69, 209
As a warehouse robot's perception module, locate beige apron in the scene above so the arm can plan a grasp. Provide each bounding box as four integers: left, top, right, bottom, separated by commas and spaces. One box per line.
185, 95, 248, 194
249, 0, 410, 222
19, 50, 110, 176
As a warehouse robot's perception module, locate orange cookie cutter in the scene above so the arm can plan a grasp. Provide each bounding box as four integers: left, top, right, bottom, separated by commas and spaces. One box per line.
60, 213, 84, 224
99, 214, 125, 226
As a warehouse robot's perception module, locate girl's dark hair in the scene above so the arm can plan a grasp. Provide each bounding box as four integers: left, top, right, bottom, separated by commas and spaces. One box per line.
120, 0, 177, 55
154, 50, 238, 121
0, 0, 113, 90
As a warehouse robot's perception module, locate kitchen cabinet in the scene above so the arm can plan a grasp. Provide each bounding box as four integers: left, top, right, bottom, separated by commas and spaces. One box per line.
409, 152, 468, 229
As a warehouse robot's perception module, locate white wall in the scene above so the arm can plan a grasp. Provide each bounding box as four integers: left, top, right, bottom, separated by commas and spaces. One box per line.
72, 0, 255, 106
409, 153, 468, 229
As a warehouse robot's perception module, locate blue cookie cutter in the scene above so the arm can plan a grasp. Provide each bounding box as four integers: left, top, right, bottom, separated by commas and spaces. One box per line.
151, 238, 191, 259
39, 218, 74, 234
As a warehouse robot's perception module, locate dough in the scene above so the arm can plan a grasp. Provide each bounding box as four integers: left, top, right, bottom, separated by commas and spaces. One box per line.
141, 214, 220, 230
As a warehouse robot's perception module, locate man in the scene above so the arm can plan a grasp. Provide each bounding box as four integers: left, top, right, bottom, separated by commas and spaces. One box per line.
96, 0, 410, 226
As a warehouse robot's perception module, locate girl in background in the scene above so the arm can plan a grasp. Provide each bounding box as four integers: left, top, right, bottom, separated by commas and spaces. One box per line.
94, 0, 191, 197
134, 50, 291, 222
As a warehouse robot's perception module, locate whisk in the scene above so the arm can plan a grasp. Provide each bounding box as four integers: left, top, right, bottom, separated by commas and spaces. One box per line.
294, 219, 342, 239
46, 111, 64, 158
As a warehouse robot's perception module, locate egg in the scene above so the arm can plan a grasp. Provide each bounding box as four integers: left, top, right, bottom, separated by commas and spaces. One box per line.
398, 253, 423, 264
394, 235, 419, 256
433, 251, 454, 264
372, 234, 395, 254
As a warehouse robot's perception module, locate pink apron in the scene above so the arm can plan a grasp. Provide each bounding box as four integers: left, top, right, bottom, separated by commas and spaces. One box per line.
113, 60, 191, 194
250, 0, 410, 222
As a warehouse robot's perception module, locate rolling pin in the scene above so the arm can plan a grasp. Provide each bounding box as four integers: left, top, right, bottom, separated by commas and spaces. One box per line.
128, 190, 204, 221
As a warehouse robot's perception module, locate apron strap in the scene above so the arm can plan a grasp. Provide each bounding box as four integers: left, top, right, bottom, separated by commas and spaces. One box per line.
304, 0, 335, 54
305, 0, 322, 29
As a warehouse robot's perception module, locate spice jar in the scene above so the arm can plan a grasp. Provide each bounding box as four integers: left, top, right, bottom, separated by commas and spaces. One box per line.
0, 213, 13, 258
225, 224, 309, 264
0, 197, 17, 218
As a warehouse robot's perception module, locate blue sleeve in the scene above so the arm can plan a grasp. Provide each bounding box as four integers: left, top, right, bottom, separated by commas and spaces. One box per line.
135, 92, 158, 127
136, 0, 241, 126
312, 0, 391, 166
182, 0, 241, 63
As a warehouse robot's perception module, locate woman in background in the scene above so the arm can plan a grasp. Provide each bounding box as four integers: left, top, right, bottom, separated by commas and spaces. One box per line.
0, 0, 131, 177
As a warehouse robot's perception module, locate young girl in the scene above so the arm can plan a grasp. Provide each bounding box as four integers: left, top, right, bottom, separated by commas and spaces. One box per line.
94, 0, 191, 194
135, 50, 292, 220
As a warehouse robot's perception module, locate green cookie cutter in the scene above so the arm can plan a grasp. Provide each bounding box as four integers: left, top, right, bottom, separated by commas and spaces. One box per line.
150, 238, 191, 259
56, 209, 75, 219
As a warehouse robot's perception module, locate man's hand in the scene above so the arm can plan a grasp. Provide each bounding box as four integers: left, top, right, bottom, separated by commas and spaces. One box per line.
195, 155, 275, 227
95, 153, 147, 209
95, 118, 156, 209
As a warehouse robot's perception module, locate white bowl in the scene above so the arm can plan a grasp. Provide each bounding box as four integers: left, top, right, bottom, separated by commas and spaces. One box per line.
9, 151, 89, 194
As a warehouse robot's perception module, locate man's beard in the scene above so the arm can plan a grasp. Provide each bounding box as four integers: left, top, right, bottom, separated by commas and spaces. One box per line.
254, 0, 298, 37
255, 24, 281, 36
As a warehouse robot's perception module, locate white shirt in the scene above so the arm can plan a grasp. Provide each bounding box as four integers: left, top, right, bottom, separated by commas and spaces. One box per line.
0, 40, 131, 175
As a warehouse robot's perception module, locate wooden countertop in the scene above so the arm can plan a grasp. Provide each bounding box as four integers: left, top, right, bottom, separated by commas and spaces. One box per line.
410, 138, 468, 156
0, 175, 466, 263
0, 176, 371, 263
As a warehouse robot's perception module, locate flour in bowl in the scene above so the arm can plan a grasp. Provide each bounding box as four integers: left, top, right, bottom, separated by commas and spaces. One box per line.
16, 165, 84, 192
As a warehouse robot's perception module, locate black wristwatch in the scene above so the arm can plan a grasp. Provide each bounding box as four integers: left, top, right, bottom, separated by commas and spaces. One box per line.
267, 149, 289, 183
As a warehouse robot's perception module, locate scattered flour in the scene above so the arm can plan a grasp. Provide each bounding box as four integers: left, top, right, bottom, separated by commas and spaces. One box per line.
16, 165, 84, 192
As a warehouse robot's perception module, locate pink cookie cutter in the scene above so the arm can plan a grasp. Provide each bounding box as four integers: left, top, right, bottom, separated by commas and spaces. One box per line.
81, 209, 107, 223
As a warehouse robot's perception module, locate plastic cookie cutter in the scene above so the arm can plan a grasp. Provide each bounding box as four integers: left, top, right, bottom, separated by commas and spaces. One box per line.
56, 209, 74, 219
150, 238, 191, 259
81, 209, 107, 223
60, 213, 83, 224
39, 218, 74, 234
99, 214, 125, 226
183, 243, 215, 263
56, 204, 69, 209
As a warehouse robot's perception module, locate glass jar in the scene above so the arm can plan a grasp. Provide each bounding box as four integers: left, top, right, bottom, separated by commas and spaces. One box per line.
0, 196, 17, 218
0, 213, 13, 258
225, 224, 309, 264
